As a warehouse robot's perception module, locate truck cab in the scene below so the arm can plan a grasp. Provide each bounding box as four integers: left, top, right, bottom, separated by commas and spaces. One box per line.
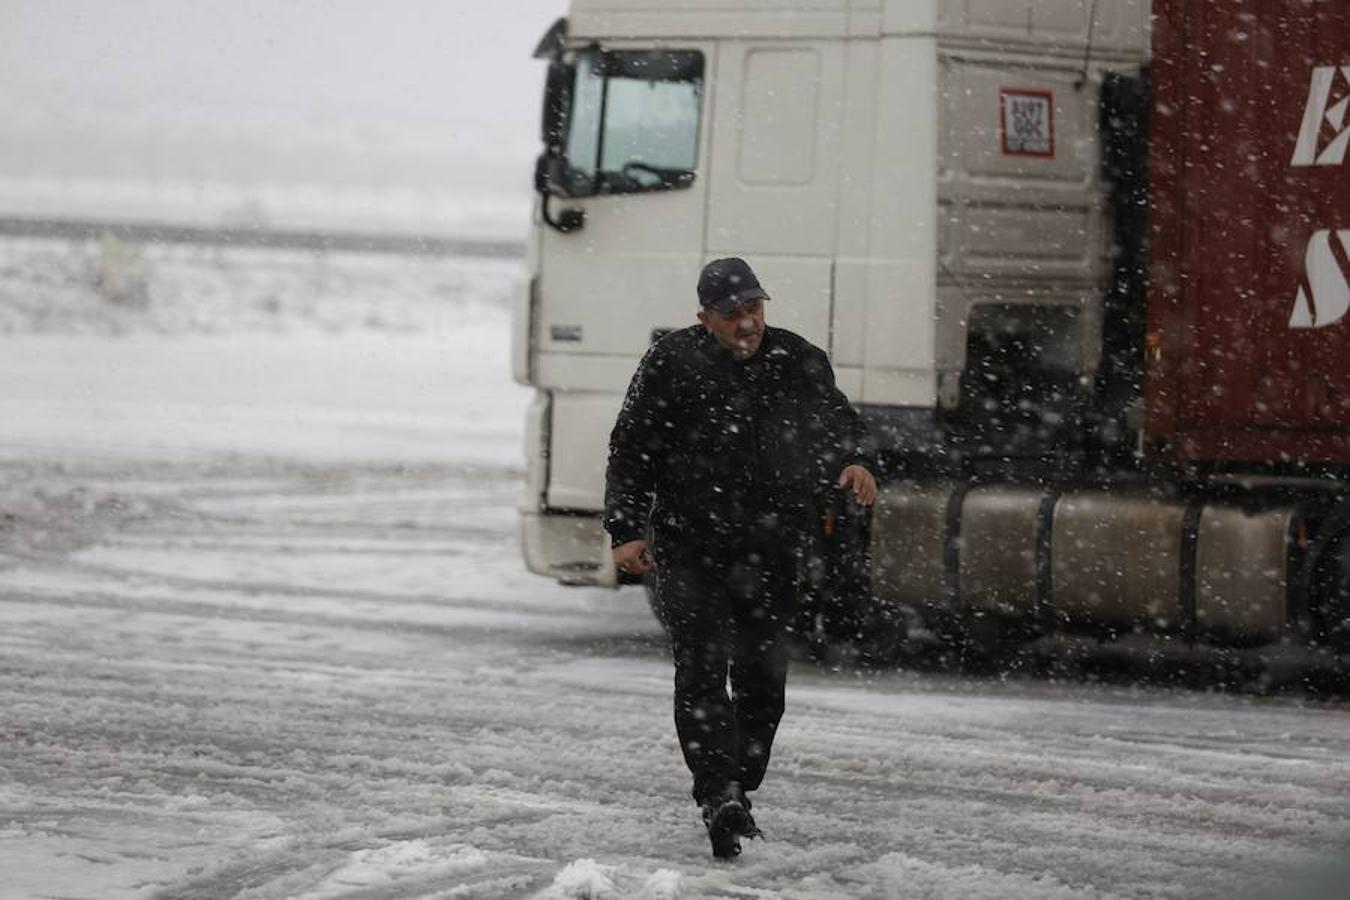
516, 0, 1150, 587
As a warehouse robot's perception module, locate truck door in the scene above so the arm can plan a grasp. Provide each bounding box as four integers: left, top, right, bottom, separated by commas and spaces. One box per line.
704, 40, 845, 353
534, 43, 714, 510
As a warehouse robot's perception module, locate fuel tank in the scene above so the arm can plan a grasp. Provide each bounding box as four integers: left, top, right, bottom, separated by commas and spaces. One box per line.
871, 483, 1304, 647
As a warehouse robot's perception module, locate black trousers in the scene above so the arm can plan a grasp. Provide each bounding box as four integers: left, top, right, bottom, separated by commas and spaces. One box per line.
651, 533, 807, 806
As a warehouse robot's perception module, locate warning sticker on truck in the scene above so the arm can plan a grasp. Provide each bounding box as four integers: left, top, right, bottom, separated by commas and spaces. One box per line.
1000, 89, 1055, 157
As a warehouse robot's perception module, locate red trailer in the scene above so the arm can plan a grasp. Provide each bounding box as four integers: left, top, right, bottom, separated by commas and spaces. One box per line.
1132, 0, 1350, 666
1148, 0, 1350, 465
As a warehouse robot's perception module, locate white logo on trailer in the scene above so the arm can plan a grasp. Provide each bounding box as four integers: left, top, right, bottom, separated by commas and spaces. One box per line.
1291, 65, 1350, 166
1288, 66, 1348, 329
1288, 230, 1350, 329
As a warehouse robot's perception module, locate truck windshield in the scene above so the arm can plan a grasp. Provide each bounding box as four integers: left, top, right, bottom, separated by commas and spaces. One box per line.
560, 49, 703, 196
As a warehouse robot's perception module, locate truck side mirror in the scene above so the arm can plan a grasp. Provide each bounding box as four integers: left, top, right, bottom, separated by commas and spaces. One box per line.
541, 60, 571, 149
531, 18, 583, 233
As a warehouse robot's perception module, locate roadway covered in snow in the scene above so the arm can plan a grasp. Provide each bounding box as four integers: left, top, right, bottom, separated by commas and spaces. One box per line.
0, 239, 1347, 899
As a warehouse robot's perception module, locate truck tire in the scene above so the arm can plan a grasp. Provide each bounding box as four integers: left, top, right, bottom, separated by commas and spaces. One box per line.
1308, 499, 1350, 652
805, 495, 907, 667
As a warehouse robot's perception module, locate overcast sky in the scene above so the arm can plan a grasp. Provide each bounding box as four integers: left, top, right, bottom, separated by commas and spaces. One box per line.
0, 0, 568, 199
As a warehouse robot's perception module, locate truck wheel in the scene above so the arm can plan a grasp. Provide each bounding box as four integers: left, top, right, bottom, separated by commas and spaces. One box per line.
958, 612, 1038, 674
1310, 513, 1350, 652
795, 592, 907, 668
814, 498, 907, 667
855, 600, 910, 667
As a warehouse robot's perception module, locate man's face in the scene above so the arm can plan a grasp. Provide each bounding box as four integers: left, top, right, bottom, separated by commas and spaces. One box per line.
698, 297, 765, 360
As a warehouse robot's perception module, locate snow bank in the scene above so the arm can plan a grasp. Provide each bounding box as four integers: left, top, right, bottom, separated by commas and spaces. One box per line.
0, 175, 530, 243
0, 237, 532, 466
0, 235, 520, 335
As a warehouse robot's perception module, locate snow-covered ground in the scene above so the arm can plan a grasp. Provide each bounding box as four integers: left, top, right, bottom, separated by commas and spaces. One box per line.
0, 237, 1348, 899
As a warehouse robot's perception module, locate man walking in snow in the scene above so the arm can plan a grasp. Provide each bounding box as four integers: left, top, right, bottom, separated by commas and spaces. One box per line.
604, 257, 877, 859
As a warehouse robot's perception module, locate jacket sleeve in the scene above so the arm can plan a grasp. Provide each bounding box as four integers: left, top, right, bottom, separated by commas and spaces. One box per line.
807, 346, 879, 478
604, 345, 671, 547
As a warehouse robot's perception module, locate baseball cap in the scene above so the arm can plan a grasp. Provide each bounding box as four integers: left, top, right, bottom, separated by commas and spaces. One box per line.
697, 257, 770, 314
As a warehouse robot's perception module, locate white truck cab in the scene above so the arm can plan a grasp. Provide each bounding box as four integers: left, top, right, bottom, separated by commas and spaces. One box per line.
515, 0, 1150, 589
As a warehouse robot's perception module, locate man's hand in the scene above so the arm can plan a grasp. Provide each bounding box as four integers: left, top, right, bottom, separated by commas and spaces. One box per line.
837, 464, 878, 506
613, 539, 654, 576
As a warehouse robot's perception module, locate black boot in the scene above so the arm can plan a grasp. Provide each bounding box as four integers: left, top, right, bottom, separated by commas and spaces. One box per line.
700, 783, 763, 859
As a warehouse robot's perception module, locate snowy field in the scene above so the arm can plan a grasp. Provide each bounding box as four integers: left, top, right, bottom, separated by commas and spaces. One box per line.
0, 237, 1348, 899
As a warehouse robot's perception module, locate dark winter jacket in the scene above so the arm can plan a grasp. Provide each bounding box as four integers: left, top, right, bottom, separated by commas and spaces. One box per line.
604, 324, 876, 551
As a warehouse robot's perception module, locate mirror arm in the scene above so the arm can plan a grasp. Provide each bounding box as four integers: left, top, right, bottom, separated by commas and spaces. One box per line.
540, 191, 585, 234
